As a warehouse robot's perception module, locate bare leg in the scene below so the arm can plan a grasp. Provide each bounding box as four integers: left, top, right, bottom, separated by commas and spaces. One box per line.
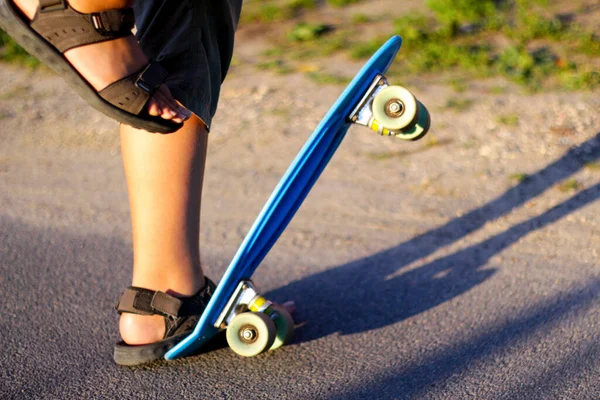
119, 115, 208, 345
119, 116, 296, 347
12, 0, 189, 121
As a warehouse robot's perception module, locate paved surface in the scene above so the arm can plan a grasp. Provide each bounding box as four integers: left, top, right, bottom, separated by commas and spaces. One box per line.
1, 63, 599, 399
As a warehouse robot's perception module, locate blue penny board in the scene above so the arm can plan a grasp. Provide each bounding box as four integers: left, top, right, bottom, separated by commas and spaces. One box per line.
165, 35, 402, 360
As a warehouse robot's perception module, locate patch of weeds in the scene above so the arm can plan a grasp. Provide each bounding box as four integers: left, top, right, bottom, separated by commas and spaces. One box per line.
426, 0, 497, 36
240, 0, 318, 23
288, 0, 317, 11
573, 31, 600, 57
327, 0, 362, 7
497, 113, 520, 126
558, 70, 600, 90
584, 162, 600, 172
262, 47, 285, 58
350, 38, 386, 59
496, 46, 558, 89
448, 78, 468, 92
351, 13, 371, 24
444, 97, 473, 111
306, 71, 350, 85
288, 23, 332, 42
556, 179, 582, 192
268, 106, 292, 118
509, 173, 529, 183
248, 0, 599, 92
504, 5, 568, 43
0, 29, 40, 67
257, 59, 294, 74
489, 86, 508, 94
241, 3, 285, 23
318, 34, 350, 55
393, 14, 431, 44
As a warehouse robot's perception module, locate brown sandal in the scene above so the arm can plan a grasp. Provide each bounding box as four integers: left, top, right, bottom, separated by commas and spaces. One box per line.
0, 0, 183, 133
114, 279, 216, 366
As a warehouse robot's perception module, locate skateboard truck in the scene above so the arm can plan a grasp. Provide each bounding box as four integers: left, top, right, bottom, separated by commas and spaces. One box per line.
349, 74, 430, 141
214, 280, 274, 329
348, 74, 389, 131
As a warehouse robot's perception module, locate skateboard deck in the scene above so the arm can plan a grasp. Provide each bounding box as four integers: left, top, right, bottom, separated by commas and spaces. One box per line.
165, 35, 430, 360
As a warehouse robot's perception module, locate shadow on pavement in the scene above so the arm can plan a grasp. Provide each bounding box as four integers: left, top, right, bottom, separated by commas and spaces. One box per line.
332, 278, 600, 399
267, 133, 599, 342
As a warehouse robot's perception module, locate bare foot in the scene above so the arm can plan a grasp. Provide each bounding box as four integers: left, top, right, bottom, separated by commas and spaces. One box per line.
12, 0, 191, 123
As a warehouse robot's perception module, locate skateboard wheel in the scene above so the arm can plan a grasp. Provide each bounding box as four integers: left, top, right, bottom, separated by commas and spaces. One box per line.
269, 304, 295, 351
372, 85, 418, 131
394, 101, 431, 141
226, 312, 277, 357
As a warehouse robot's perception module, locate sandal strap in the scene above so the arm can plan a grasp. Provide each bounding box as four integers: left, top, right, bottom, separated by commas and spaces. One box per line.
32, 0, 135, 53
98, 62, 169, 115
116, 287, 183, 318
115, 279, 216, 319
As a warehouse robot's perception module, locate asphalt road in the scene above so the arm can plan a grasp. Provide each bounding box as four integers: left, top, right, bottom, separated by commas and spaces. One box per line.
1, 65, 599, 399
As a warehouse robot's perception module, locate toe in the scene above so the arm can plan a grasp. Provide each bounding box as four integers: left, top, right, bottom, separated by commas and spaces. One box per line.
147, 100, 161, 117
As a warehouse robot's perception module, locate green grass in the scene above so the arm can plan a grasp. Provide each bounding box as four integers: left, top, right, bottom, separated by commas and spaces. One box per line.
556, 179, 582, 192
444, 97, 474, 111
240, 0, 364, 23
0, 30, 40, 67
447, 78, 469, 93
351, 13, 371, 24
327, 0, 362, 7
250, 0, 599, 91
256, 59, 294, 74
288, 23, 331, 42
509, 173, 530, 183
305, 71, 350, 85
584, 162, 600, 172
384, 0, 600, 90
497, 114, 520, 126
4, 0, 596, 92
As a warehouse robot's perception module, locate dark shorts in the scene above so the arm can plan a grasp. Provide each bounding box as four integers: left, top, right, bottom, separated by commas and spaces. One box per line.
133, 0, 242, 129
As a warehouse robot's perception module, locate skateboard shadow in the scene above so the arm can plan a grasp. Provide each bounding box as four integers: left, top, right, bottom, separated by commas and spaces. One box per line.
266, 133, 599, 343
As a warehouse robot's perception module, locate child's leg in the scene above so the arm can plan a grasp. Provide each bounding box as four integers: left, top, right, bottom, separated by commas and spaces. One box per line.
119, 115, 209, 345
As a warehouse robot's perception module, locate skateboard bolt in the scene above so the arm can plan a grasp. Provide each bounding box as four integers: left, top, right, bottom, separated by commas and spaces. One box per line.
240, 325, 257, 343
385, 99, 404, 118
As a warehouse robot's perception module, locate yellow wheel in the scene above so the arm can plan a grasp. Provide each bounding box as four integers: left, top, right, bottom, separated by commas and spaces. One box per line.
372, 85, 418, 131
226, 312, 277, 357
269, 304, 295, 351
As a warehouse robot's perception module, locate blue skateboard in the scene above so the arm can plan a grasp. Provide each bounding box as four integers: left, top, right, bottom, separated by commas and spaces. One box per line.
165, 35, 430, 360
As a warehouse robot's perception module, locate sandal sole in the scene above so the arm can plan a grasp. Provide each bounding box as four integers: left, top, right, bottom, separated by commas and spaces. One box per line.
113, 332, 189, 366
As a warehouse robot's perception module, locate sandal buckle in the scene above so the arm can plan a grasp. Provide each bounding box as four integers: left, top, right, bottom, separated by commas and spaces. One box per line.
90, 10, 135, 37
90, 14, 107, 34
134, 63, 168, 95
